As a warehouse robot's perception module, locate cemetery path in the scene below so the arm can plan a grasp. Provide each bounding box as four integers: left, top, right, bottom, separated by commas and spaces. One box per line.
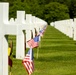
34, 25, 76, 75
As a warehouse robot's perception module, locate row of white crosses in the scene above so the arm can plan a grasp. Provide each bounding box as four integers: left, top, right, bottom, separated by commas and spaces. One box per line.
50, 19, 76, 40
0, 2, 47, 75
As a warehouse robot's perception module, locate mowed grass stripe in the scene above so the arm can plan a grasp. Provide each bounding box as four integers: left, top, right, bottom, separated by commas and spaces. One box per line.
8, 25, 76, 75
33, 25, 76, 75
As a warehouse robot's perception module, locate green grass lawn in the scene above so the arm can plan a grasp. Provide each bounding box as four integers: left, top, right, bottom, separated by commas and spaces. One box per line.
8, 25, 76, 75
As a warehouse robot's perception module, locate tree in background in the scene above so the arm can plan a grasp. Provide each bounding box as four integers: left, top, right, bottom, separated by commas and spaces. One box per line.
1, 0, 76, 24
44, 2, 70, 24
9, 0, 31, 18
69, 0, 76, 19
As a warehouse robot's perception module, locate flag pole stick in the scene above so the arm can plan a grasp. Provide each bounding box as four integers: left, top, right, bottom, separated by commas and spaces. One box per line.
9, 66, 12, 75
39, 36, 41, 48
9, 40, 13, 75
37, 35, 41, 59
37, 47, 39, 59
37, 41, 40, 59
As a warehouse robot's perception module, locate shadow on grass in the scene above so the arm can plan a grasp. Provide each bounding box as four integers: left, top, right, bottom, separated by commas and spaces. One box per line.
64, 73, 76, 75
12, 55, 16, 58
36, 55, 76, 62
40, 45, 76, 51
43, 37, 69, 39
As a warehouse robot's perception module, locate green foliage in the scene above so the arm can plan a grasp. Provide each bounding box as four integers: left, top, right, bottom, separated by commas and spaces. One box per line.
9, 0, 31, 18
44, 2, 70, 24
1, 0, 76, 23
69, 0, 76, 18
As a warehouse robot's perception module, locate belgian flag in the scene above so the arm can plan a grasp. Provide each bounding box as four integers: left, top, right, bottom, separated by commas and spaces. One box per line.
8, 41, 13, 67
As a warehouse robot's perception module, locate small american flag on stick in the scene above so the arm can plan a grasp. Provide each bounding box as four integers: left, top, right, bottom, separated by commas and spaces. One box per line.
22, 48, 34, 75
27, 35, 39, 48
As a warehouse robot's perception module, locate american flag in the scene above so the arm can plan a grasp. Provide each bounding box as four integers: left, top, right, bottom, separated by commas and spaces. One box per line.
27, 35, 39, 48
22, 48, 34, 75
39, 29, 44, 37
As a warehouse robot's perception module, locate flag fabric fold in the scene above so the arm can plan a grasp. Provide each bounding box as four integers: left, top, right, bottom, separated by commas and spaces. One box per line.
22, 48, 34, 75
27, 35, 39, 48
39, 29, 44, 37
8, 56, 13, 67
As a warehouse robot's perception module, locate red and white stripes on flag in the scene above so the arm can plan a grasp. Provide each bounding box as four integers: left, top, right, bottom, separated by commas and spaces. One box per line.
22, 48, 34, 75
27, 35, 39, 48
27, 39, 38, 48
